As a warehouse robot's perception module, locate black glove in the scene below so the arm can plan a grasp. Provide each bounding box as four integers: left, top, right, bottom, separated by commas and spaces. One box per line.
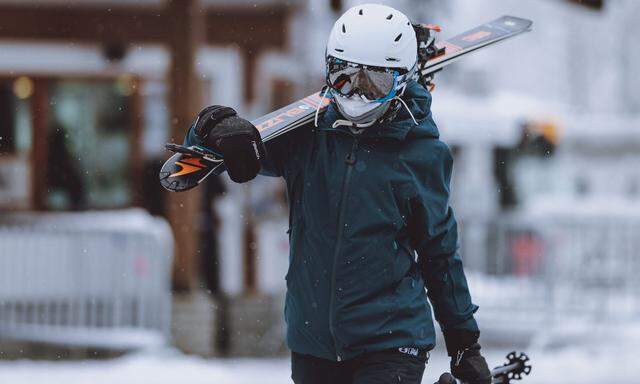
192, 105, 265, 183
444, 330, 491, 384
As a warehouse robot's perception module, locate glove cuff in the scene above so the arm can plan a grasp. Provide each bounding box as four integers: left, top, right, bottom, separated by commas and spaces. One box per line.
443, 329, 480, 357
193, 105, 238, 140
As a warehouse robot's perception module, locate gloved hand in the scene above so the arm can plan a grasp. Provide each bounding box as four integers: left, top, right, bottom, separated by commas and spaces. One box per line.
192, 105, 265, 183
444, 330, 491, 384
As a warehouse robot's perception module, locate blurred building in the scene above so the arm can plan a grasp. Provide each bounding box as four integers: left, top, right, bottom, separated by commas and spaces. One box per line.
1, 0, 640, 359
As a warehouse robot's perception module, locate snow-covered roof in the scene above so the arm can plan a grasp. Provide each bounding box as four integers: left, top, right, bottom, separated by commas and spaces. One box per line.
0, 42, 168, 78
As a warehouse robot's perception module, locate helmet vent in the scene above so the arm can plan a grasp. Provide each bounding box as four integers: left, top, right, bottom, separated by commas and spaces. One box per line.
342, 24, 346, 33
359, 9, 363, 15
386, 57, 400, 62
394, 33, 402, 42
387, 14, 393, 20
335, 48, 344, 52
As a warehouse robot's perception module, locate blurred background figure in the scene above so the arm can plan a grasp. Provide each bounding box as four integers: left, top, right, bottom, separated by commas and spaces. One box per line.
46, 123, 86, 210
0, 0, 639, 383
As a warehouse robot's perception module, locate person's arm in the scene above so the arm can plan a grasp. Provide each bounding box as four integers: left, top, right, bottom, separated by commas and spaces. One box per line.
254, 129, 302, 178
407, 139, 490, 384
408, 140, 478, 334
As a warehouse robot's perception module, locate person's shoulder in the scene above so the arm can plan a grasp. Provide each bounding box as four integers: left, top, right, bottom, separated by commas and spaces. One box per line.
267, 119, 316, 146
403, 136, 452, 166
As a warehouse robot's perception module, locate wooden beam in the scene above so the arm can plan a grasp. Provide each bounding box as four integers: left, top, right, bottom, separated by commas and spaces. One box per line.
0, 4, 289, 49
205, 8, 288, 48
0, 5, 168, 43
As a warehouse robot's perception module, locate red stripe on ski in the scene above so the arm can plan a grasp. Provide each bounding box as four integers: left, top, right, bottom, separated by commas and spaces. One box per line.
255, 102, 317, 133
302, 94, 322, 107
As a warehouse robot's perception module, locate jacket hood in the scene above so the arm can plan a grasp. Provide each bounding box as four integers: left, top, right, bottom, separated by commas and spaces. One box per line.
322, 80, 440, 141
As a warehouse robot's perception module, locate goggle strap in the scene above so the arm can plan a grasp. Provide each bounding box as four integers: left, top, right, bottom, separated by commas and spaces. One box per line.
393, 96, 419, 126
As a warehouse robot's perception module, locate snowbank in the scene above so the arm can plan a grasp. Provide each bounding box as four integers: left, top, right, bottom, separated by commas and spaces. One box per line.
0, 336, 638, 384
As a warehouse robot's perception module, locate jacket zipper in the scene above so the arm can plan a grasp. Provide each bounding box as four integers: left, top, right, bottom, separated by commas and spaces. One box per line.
329, 137, 359, 362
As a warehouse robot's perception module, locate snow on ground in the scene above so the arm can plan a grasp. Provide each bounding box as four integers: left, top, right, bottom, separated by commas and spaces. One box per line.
0, 342, 638, 384
0, 349, 290, 384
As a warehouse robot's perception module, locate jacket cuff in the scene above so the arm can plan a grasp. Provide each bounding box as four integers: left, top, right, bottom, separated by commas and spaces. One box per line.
447, 315, 478, 333
183, 126, 203, 147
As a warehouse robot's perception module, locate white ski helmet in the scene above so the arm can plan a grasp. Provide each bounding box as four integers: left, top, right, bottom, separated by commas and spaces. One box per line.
327, 4, 418, 72
322, 4, 419, 128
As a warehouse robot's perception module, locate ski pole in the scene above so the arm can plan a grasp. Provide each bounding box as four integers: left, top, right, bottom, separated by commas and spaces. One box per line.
490, 359, 523, 378
434, 351, 531, 384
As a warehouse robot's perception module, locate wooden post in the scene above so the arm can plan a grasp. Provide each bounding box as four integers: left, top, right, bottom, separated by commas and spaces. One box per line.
242, 46, 258, 104
128, 76, 145, 208
31, 78, 49, 211
165, 0, 206, 292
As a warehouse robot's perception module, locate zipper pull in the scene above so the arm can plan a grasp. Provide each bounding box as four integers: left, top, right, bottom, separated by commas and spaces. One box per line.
344, 153, 356, 165
345, 140, 358, 165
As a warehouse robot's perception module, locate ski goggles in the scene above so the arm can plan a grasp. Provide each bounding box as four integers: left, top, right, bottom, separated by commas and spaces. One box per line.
326, 57, 409, 102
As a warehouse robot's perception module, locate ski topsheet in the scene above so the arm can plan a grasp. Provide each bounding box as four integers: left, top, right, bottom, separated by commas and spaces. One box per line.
426, 15, 532, 73
160, 15, 532, 192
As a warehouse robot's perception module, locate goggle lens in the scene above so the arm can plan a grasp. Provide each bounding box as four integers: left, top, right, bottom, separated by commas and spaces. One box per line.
327, 61, 398, 101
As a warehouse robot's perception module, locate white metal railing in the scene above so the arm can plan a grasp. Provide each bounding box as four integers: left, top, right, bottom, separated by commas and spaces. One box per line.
462, 212, 640, 338
0, 209, 173, 349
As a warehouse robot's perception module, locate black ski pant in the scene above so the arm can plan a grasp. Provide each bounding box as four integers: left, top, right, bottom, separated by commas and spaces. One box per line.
291, 348, 429, 384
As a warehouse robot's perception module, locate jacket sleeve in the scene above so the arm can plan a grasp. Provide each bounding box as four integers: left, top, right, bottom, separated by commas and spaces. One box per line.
182, 121, 302, 178
408, 139, 479, 333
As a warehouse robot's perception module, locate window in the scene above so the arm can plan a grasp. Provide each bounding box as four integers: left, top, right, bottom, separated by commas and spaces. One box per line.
46, 79, 134, 210
0, 78, 33, 156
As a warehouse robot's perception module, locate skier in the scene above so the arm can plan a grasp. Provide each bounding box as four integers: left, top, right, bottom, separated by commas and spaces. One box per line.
184, 4, 491, 384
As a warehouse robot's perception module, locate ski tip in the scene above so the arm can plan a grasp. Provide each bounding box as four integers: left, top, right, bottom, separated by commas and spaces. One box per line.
158, 152, 212, 193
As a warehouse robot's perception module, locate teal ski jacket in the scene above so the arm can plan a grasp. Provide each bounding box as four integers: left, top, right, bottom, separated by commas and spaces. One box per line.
186, 81, 479, 361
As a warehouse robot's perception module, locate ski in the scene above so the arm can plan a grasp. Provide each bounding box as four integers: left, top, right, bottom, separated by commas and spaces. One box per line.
422, 15, 533, 76
160, 15, 532, 192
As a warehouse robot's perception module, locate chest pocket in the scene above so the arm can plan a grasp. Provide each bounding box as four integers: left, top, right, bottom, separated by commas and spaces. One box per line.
392, 181, 418, 223
285, 166, 305, 226
284, 167, 306, 283
391, 181, 421, 257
